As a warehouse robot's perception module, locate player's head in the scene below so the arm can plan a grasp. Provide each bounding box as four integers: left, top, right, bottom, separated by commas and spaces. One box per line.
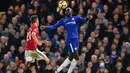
65, 7, 73, 17
30, 15, 39, 24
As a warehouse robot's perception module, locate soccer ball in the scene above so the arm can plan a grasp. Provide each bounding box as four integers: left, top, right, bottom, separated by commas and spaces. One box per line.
58, 0, 68, 9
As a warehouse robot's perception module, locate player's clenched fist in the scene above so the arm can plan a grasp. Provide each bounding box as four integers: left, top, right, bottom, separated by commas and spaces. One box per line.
87, 15, 93, 20
41, 40, 51, 46
41, 26, 46, 30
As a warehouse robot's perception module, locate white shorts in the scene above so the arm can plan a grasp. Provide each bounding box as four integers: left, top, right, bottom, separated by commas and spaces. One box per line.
25, 49, 47, 62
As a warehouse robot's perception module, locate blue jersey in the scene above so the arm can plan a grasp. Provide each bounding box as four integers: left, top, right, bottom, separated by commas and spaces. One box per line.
46, 16, 88, 40
46, 16, 88, 52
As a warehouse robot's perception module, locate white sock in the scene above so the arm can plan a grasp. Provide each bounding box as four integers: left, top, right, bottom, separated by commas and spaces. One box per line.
57, 58, 71, 72
67, 59, 77, 73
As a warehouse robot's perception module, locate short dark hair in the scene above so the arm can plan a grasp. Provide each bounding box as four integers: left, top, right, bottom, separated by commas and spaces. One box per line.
30, 15, 38, 23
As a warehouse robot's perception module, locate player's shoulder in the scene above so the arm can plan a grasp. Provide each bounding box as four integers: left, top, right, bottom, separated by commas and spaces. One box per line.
59, 18, 67, 23
72, 16, 81, 19
60, 18, 65, 21
72, 16, 80, 18
30, 24, 37, 28
72, 16, 82, 20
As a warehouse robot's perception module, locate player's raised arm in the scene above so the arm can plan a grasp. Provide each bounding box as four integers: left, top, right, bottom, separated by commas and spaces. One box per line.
76, 15, 93, 23
41, 18, 64, 30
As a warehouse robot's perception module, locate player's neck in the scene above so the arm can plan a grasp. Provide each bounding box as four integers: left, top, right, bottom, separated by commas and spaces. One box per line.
66, 16, 72, 18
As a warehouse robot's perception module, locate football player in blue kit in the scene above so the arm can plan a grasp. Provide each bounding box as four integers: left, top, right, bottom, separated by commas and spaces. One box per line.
41, 7, 92, 73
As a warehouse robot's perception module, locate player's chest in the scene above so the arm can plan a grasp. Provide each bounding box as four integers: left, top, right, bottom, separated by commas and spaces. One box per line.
29, 28, 39, 35
64, 19, 77, 27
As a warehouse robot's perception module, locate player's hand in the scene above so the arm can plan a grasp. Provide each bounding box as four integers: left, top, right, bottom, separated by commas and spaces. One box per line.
41, 40, 48, 44
40, 26, 46, 30
87, 15, 93, 20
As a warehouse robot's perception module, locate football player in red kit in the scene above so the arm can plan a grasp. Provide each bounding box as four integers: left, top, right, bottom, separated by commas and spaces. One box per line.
25, 15, 49, 64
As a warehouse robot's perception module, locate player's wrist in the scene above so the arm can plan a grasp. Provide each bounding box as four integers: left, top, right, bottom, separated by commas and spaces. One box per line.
38, 42, 42, 46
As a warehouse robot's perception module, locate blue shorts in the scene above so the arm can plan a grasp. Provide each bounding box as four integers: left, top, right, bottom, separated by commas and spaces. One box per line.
66, 38, 79, 53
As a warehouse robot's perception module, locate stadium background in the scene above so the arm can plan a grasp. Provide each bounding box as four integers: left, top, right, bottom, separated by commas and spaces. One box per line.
0, 0, 130, 73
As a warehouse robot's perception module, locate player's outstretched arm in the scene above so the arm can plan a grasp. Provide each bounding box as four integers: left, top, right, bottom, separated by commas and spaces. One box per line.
76, 15, 93, 23
41, 18, 64, 30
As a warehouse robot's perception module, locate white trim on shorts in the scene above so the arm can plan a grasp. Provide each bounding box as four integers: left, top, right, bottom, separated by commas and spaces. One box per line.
35, 49, 47, 59
25, 49, 47, 62
70, 43, 74, 52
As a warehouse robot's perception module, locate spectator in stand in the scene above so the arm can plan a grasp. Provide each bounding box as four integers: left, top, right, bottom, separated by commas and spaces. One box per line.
17, 46, 24, 62
6, 69, 12, 73
43, 64, 54, 73
96, 63, 108, 73
0, 61, 4, 73
32, 1, 41, 15
16, 67, 24, 73
1, 54, 10, 68
95, 12, 108, 27
70, 0, 78, 16
112, 59, 124, 73
95, 0, 103, 11
125, 64, 130, 73
88, 2, 101, 16
6, 62, 17, 73
91, 55, 99, 73
44, 45, 54, 59
40, 30, 50, 40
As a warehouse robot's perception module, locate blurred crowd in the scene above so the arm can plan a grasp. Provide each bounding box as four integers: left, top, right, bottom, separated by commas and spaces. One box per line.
0, 0, 130, 73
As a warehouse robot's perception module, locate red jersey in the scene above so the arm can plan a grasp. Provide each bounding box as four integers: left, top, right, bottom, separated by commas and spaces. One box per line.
26, 24, 39, 50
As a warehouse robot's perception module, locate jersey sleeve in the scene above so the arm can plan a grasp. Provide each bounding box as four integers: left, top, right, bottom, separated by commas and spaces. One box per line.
46, 18, 64, 29
32, 28, 37, 34
75, 16, 88, 23
31, 25, 38, 35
